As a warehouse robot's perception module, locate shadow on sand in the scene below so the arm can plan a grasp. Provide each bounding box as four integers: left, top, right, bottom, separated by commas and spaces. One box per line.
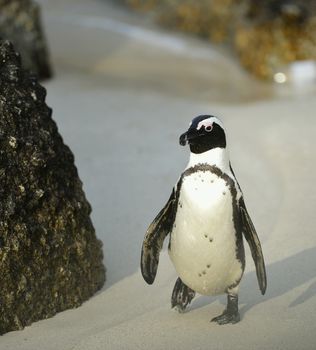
190, 247, 316, 315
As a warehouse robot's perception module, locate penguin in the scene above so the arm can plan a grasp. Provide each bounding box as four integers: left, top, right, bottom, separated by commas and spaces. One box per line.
141, 115, 267, 325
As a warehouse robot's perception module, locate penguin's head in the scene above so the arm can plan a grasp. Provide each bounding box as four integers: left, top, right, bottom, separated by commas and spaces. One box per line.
179, 115, 226, 154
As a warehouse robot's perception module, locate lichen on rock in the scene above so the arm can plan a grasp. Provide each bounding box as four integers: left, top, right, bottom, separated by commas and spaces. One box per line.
0, 39, 105, 335
0, 0, 52, 79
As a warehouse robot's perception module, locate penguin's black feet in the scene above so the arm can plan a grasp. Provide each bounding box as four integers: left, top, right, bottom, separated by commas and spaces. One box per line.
171, 278, 195, 312
211, 293, 240, 325
211, 310, 240, 325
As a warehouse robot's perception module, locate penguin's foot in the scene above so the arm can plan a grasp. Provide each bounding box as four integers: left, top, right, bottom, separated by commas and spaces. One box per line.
211, 310, 240, 325
211, 292, 240, 325
171, 278, 196, 312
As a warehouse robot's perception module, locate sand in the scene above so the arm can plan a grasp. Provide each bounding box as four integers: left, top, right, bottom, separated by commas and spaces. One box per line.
2, 0, 316, 349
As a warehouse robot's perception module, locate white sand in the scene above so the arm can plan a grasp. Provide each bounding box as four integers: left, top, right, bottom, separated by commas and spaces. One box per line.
2, 0, 316, 349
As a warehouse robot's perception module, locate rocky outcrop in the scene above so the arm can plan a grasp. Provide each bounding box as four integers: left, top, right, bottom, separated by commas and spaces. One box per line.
0, 40, 105, 335
235, 0, 316, 79
125, 0, 316, 79
0, 0, 52, 79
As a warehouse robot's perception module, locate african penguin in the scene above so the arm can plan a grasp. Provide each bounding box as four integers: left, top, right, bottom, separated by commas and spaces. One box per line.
141, 115, 267, 325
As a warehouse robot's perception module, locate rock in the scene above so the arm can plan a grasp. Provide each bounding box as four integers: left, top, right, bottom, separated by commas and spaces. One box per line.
125, 0, 159, 11
158, 0, 244, 43
124, 0, 316, 80
234, 0, 316, 79
0, 0, 52, 79
124, 0, 245, 42
0, 40, 105, 335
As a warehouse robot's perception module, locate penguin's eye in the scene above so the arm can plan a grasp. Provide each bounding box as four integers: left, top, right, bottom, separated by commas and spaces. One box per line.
197, 119, 213, 132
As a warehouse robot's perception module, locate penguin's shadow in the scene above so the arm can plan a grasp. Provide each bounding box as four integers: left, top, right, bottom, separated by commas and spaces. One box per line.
189, 247, 316, 314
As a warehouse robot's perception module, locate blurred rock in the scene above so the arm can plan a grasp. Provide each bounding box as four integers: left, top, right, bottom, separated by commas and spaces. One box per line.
0, 40, 105, 335
124, 0, 316, 80
235, 0, 316, 79
159, 0, 244, 43
0, 0, 52, 79
125, 0, 244, 42
126, 0, 159, 11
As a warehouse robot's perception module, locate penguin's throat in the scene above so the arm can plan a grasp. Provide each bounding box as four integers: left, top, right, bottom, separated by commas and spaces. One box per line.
187, 147, 230, 172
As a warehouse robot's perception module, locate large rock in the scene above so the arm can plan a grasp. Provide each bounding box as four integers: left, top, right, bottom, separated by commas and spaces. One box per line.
0, 40, 105, 335
0, 0, 52, 79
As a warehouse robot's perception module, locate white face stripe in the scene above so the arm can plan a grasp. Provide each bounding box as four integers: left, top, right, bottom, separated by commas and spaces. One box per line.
196, 117, 224, 131
197, 119, 213, 131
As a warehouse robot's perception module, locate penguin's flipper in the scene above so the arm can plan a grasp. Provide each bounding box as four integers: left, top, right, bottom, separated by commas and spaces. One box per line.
239, 198, 267, 295
171, 278, 196, 312
141, 188, 177, 285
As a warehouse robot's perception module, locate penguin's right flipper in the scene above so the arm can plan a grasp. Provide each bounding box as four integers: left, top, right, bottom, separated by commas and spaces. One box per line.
171, 278, 196, 312
141, 188, 177, 284
239, 198, 267, 295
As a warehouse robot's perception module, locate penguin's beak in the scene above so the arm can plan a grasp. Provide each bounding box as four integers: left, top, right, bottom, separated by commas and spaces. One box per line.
179, 129, 200, 146
179, 132, 188, 146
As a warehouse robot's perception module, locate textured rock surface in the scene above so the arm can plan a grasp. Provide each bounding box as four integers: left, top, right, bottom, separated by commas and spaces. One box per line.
124, 0, 316, 79
0, 0, 52, 79
0, 40, 105, 335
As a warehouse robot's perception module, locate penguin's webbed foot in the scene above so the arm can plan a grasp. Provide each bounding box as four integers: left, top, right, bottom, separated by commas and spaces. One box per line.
211, 293, 240, 325
171, 278, 195, 312
211, 310, 240, 325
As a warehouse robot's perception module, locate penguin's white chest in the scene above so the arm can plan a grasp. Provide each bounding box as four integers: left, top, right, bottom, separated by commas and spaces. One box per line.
168, 170, 243, 295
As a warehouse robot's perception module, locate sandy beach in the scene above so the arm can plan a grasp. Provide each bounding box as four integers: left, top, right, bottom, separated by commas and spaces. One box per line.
2, 0, 316, 349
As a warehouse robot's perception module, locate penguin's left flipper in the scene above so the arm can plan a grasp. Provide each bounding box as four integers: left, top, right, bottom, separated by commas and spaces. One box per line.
141, 188, 177, 285
239, 198, 267, 295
